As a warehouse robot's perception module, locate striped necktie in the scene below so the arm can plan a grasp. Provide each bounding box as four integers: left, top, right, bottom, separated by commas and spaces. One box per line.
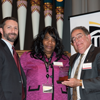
72, 54, 84, 100
12, 46, 25, 100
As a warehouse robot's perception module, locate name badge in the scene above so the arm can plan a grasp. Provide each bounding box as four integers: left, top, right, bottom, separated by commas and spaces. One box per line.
43, 84, 53, 93
53, 62, 63, 67
83, 63, 92, 70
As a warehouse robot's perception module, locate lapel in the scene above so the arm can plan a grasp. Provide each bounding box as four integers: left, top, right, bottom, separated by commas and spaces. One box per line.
69, 45, 95, 78
70, 53, 80, 69
0, 39, 14, 59
0, 39, 21, 77
69, 53, 80, 77
81, 45, 95, 79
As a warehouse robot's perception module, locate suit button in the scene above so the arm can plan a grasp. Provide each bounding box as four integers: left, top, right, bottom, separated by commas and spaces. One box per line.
19, 81, 21, 83
19, 93, 22, 95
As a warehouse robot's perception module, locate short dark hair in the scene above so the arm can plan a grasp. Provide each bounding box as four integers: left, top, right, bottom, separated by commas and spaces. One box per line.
0, 17, 18, 28
71, 26, 90, 35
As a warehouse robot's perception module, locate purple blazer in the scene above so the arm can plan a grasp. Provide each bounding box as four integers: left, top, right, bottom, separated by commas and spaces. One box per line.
20, 52, 69, 100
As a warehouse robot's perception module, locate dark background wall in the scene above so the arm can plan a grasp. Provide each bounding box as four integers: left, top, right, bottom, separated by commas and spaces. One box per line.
0, 0, 72, 53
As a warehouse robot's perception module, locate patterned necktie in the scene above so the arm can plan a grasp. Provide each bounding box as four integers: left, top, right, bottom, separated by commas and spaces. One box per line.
12, 46, 25, 100
72, 54, 84, 100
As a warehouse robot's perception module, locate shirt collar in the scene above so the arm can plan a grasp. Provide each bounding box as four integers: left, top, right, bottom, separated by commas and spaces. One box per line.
83, 44, 92, 56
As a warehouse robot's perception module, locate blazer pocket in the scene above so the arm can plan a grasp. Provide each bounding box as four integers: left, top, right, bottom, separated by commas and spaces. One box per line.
28, 85, 40, 91
61, 87, 68, 94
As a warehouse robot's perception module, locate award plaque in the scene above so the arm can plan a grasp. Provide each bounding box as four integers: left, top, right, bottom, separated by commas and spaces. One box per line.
57, 66, 69, 84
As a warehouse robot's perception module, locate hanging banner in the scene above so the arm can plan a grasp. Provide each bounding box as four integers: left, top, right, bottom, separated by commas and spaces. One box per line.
43, 0, 53, 27
70, 11, 100, 55
55, 0, 64, 39
31, 0, 41, 38
2, 0, 13, 18
17, 0, 27, 50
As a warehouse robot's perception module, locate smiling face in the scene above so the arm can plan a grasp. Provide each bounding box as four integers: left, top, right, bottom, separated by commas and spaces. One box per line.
1, 20, 18, 45
43, 33, 56, 58
71, 29, 91, 54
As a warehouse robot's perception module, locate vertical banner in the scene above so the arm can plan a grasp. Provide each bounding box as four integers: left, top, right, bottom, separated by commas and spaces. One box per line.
70, 11, 100, 55
17, 0, 27, 50
30, 0, 41, 39
55, 0, 64, 39
43, 0, 53, 27
2, 0, 13, 18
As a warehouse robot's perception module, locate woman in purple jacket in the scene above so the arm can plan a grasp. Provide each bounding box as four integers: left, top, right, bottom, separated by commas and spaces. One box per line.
20, 26, 69, 100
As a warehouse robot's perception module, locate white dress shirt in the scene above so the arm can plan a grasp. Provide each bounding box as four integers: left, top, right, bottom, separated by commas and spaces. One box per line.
70, 44, 92, 100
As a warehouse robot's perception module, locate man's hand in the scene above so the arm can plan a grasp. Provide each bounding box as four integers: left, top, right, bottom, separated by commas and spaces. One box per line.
62, 78, 80, 87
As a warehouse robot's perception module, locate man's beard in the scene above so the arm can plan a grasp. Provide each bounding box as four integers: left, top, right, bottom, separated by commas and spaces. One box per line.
3, 31, 18, 42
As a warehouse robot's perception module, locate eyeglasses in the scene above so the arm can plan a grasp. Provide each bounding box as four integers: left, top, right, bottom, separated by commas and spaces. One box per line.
71, 33, 83, 43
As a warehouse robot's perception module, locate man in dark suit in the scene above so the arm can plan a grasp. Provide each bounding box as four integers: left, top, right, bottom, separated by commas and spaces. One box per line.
62, 26, 100, 100
0, 17, 26, 100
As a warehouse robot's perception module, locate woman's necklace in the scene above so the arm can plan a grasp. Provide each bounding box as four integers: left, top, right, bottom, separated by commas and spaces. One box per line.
43, 53, 53, 82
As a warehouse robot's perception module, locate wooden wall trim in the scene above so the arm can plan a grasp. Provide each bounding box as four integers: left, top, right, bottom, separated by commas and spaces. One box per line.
16, 50, 30, 57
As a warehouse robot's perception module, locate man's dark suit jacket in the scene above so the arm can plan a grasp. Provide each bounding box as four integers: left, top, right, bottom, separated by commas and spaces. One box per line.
68, 45, 100, 100
0, 39, 26, 100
